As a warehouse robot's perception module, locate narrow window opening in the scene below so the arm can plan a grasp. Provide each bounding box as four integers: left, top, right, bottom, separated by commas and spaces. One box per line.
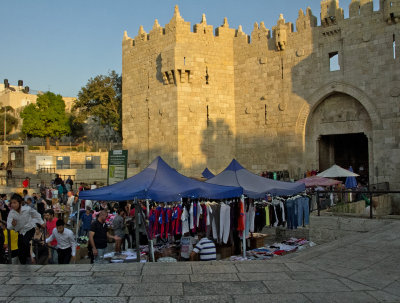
184, 57, 186, 65
206, 105, 209, 127
264, 104, 267, 124
390, 2, 393, 7
204, 28, 206, 34
205, 67, 209, 84
165, 72, 170, 83
281, 58, 284, 79
329, 52, 340, 71
393, 34, 396, 59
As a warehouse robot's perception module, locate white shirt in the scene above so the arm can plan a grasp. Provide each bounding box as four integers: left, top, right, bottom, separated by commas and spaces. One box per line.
85, 200, 93, 209
67, 196, 75, 208
46, 227, 77, 256
7, 205, 44, 235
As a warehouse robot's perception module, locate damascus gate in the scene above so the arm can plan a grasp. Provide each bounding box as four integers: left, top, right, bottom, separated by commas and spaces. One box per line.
122, 0, 400, 190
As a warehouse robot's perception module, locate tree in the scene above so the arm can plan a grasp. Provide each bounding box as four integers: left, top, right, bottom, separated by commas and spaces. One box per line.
21, 92, 70, 149
73, 70, 122, 139
0, 106, 18, 136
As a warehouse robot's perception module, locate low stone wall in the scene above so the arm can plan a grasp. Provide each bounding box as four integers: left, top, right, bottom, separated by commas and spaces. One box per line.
331, 194, 392, 216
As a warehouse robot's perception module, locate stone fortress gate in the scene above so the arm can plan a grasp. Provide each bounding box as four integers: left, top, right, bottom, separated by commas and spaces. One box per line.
122, 0, 400, 190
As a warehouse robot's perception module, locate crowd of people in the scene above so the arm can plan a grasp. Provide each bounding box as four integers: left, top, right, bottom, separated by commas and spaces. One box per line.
0, 175, 140, 265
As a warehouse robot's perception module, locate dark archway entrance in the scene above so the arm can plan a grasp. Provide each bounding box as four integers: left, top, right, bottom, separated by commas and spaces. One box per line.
319, 133, 369, 185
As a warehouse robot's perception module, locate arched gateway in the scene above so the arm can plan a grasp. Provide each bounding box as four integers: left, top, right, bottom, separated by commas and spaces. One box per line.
300, 82, 379, 185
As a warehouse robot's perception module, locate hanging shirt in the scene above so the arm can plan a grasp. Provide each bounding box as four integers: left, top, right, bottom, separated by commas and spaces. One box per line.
181, 206, 189, 235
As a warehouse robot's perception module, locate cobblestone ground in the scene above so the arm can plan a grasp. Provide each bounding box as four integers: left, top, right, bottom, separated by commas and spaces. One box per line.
1, 220, 399, 303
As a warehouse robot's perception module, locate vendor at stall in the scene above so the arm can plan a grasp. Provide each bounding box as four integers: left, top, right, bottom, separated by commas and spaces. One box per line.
190, 233, 216, 261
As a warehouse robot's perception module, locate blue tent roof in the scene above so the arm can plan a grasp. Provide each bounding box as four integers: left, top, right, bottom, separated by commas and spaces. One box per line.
201, 168, 215, 179
78, 157, 242, 202
206, 159, 305, 198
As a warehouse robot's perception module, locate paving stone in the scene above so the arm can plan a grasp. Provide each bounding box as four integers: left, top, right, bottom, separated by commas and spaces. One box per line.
190, 273, 239, 282
38, 264, 92, 272
10, 298, 73, 303
0, 285, 19, 297
6, 276, 57, 284
93, 271, 123, 277
120, 283, 183, 296
283, 263, 317, 272
54, 275, 140, 284
235, 263, 288, 273
306, 262, 357, 277
142, 274, 190, 283
183, 281, 268, 295
0, 297, 13, 303
383, 281, 400, 297
233, 294, 310, 303
191, 264, 237, 274
71, 298, 128, 303
349, 269, 400, 289
367, 290, 400, 302
0, 265, 42, 272
65, 284, 122, 297
264, 279, 351, 293
287, 271, 337, 280
12, 285, 71, 297
237, 272, 291, 281
338, 278, 375, 291
172, 295, 233, 303
56, 272, 93, 277
304, 291, 378, 303
129, 297, 171, 303
142, 265, 191, 275
12, 272, 56, 277
91, 263, 143, 272
0, 277, 10, 284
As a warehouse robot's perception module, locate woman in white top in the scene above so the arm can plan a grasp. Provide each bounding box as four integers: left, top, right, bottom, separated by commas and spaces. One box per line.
7, 193, 44, 264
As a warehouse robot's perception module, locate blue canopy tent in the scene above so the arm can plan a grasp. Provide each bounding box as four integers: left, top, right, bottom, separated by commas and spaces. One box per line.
201, 168, 215, 179
206, 159, 305, 198
78, 156, 242, 202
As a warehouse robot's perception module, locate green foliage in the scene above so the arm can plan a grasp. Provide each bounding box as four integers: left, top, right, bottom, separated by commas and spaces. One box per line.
0, 107, 18, 135
73, 70, 122, 134
21, 92, 71, 139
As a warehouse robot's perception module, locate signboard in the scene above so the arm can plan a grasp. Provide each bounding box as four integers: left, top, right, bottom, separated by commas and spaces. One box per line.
108, 150, 128, 185
36, 156, 53, 170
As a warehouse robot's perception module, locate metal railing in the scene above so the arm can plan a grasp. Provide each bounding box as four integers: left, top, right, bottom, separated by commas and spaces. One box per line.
38, 164, 107, 170
315, 190, 400, 219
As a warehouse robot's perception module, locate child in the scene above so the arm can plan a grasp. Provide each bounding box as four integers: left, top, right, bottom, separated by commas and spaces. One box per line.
80, 207, 93, 237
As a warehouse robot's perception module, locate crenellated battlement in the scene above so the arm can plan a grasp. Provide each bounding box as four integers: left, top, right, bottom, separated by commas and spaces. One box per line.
123, 0, 392, 51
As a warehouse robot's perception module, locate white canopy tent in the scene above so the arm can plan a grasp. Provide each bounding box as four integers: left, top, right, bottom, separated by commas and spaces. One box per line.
317, 164, 359, 178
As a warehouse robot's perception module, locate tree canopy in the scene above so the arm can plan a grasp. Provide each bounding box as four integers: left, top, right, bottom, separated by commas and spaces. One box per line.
73, 70, 122, 136
21, 92, 70, 144
0, 106, 18, 135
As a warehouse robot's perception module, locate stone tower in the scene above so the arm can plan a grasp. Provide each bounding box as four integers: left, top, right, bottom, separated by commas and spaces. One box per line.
123, 1, 400, 191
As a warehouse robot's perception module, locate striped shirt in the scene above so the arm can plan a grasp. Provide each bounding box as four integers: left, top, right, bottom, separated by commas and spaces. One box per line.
193, 237, 216, 261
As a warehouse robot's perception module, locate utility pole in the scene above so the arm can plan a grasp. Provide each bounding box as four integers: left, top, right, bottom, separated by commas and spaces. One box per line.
3, 107, 6, 145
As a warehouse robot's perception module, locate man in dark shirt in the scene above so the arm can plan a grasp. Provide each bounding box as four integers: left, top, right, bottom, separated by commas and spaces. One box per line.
89, 210, 116, 263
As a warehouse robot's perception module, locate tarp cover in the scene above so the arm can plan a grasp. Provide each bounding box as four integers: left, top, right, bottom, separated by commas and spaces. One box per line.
296, 176, 342, 188
206, 159, 305, 198
78, 156, 242, 202
317, 164, 359, 178
201, 168, 215, 179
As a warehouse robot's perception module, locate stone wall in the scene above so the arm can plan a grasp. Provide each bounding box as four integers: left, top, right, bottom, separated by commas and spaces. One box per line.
122, 0, 400, 188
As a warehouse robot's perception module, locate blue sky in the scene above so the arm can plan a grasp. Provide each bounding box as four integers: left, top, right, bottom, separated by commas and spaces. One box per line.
1, 0, 379, 97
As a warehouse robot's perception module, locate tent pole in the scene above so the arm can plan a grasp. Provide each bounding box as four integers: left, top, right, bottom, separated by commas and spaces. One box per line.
135, 198, 140, 262
241, 195, 246, 259
74, 206, 80, 264
146, 199, 150, 217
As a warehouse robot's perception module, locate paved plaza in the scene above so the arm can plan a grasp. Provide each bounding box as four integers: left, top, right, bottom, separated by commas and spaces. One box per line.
0, 219, 400, 303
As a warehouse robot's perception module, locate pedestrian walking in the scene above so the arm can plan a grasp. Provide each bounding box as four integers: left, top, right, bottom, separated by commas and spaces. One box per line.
45, 219, 76, 264
6, 193, 44, 264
